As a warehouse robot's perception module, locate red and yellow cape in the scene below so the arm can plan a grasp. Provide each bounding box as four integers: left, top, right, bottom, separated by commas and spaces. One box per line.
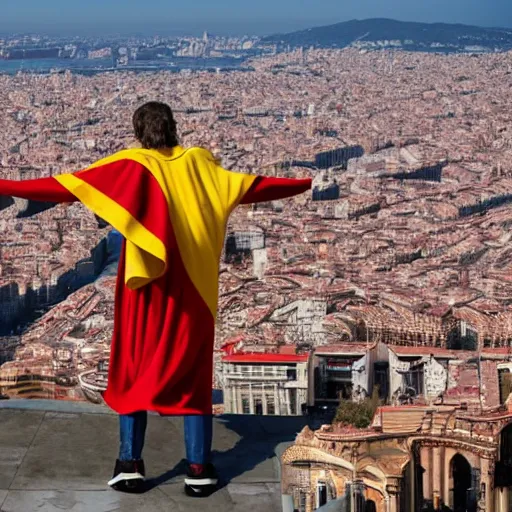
0, 146, 312, 414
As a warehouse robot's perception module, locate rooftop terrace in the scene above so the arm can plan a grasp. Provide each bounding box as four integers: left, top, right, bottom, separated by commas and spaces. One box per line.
0, 400, 313, 512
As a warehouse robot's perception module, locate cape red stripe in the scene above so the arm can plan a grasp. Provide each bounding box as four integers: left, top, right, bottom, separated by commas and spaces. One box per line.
77, 159, 171, 248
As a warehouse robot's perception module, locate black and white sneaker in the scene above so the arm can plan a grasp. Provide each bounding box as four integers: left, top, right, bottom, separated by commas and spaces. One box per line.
184, 463, 218, 497
108, 459, 146, 493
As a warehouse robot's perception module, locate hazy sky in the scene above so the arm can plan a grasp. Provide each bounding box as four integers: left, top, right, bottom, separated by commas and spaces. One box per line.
0, 0, 510, 36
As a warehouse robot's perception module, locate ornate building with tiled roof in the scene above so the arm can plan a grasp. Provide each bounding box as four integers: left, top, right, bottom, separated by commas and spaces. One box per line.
282, 404, 512, 512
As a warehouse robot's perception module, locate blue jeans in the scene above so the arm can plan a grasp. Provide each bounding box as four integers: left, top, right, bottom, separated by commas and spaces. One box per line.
119, 412, 213, 465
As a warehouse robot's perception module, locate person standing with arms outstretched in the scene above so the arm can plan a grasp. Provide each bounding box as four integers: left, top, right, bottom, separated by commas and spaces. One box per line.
0, 102, 312, 497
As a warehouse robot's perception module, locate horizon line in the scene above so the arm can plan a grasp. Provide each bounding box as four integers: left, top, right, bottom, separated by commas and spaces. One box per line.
0, 16, 511, 39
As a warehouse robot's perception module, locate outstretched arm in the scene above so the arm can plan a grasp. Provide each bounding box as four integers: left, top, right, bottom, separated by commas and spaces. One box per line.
240, 176, 312, 204
0, 177, 77, 202
2, 152, 169, 291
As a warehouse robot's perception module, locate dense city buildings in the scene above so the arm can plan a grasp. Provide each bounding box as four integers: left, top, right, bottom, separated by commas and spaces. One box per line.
1, 44, 512, 509
0, 48, 511, 403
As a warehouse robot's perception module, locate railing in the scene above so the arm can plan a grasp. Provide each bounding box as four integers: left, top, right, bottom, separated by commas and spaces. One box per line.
225, 371, 290, 380
225, 368, 301, 381
226, 365, 300, 378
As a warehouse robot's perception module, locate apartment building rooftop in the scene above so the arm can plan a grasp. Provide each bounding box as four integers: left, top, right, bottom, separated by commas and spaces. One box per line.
0, 399, 313, 512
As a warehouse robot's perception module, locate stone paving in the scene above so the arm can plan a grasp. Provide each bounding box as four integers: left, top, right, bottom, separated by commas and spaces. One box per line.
0, 400, 310, 512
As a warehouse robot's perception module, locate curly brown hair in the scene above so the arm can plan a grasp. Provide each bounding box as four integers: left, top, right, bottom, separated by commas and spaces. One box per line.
132, 102, 178, 149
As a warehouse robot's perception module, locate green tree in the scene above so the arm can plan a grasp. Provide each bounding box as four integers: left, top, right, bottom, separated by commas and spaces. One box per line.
334, 387, 380, 428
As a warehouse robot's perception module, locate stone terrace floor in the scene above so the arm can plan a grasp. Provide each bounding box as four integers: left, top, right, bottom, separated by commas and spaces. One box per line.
0, 399, 315, 512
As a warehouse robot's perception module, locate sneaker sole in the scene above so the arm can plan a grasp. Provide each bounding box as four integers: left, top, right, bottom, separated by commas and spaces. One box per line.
184, 477, 218, 486
184, 483, 218, 498
108, 472, 145, 487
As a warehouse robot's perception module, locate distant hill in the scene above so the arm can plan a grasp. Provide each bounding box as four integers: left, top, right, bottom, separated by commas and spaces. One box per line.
262, 18, 512, 53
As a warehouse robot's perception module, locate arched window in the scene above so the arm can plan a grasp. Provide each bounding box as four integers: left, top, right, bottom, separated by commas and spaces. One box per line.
501, 423, 512, 465
499, 369, 512, 405
450, 454, 475, 512
496, 423, 512, 488
316, 482, 327, 508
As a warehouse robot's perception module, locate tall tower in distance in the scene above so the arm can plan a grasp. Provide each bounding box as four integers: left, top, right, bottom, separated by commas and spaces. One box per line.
203, 31, 209, 44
